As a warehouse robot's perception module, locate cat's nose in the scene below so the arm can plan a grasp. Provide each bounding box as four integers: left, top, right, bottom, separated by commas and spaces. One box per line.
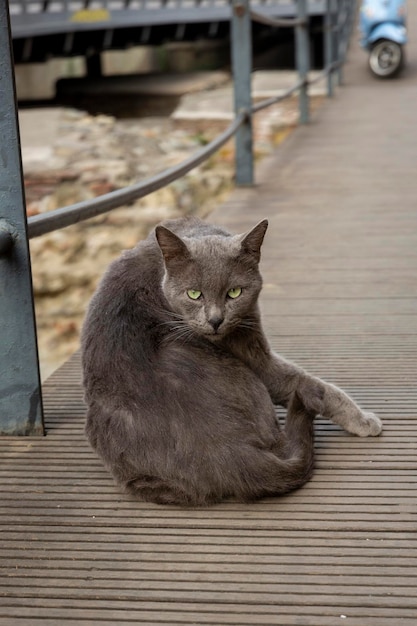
208, 316, 224, 332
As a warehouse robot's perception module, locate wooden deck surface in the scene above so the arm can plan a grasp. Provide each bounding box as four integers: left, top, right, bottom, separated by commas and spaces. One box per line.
2, 9, 417, 626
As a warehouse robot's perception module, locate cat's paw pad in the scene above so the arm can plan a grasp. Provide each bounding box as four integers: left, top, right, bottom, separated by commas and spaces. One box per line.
352, 411, 383, 437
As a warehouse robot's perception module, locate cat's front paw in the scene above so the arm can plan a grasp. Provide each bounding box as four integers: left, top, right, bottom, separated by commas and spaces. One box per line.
347, 411, 383, 437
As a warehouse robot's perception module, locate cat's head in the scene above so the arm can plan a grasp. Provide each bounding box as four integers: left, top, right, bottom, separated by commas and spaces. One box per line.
155, 220, 268, 340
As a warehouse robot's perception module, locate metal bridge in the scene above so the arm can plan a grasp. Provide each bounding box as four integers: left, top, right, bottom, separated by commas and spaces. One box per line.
10, 0, 326, 63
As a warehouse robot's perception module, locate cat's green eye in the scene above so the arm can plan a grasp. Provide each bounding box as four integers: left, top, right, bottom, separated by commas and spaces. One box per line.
227, 287, 242, 299
187, 289, 202, 300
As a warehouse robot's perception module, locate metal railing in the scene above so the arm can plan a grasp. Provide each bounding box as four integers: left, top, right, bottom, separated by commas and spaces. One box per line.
0, 0, 356, 435
9, 0, 329, 63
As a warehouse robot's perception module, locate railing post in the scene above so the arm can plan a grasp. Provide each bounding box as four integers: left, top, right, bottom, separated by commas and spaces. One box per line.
325, 0, 335, 97
231, 0, 254, 186
295, 0, 310, 124
339, 0, 356, 76
0, 0, 44, 436
348, 0, 358, 40
335, 0, 343, 85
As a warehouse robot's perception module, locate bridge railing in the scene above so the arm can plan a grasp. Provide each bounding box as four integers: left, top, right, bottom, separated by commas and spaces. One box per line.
0, 0, 356, 435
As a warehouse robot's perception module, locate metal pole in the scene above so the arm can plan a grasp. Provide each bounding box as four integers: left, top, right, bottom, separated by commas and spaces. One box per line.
325, 0, 334, 97
349, 0, 358, 40
335, 0, 343, 85
295, 0, 310, 124
340, 0, 356, 71
339, 0, 348, 84
0, 0, 44, 435
231, 0, 254, 186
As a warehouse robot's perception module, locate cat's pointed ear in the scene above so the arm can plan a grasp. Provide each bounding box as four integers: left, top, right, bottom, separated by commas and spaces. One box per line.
240, 219, 268, 262
155, 225, 190, 265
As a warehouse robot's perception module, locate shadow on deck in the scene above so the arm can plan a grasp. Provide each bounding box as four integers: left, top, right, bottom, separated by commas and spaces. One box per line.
1, 7, 417, 625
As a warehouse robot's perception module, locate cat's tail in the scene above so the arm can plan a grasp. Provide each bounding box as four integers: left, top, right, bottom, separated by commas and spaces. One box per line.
282, 388, 317, 474
235, 389, 317, 501
123, 393, 317, 507
125, 475, 216, 507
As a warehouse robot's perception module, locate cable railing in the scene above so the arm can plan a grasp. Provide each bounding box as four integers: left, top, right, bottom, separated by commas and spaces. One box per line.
0, 0, 357, 435
27, 113, 247, 238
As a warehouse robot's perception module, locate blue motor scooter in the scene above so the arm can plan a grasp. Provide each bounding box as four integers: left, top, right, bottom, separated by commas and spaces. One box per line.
360, 0, 407, 78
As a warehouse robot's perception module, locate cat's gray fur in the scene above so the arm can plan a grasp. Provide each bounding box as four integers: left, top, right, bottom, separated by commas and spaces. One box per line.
81, 217, 382, 506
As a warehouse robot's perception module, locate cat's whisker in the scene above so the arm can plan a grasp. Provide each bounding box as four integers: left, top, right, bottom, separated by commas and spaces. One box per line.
160, 322, 196, 345
156, 316, 186, 330
238, 322, 257, 330
164, 311, 184, 320
165, 333, 193, 346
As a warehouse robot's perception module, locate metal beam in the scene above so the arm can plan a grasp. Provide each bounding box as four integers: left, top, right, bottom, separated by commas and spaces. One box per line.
231, 0, 254, 186
325, 0, 335, 97
0, 0, 44, 435
295, 0, 310, 125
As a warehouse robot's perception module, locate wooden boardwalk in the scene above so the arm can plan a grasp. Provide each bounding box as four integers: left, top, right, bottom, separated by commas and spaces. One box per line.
2, 10, 417, 626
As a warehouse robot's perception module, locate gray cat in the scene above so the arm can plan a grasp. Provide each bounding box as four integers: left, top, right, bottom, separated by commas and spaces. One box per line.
81, 216, 382, 506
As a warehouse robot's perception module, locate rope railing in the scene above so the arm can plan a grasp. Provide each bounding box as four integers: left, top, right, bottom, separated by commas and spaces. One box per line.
251, 79, 305, 115
0, 0, 357, 435
28, 112, 247, 238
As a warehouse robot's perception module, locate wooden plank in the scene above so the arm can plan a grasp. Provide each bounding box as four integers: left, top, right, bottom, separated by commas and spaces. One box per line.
0, 529, 416, 546
2, 600, 417, 623
2, 570, 417, 587
2, 597, 417, 616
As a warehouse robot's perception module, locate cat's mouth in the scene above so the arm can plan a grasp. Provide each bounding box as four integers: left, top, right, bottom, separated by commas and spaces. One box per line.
202, 328, 226, 341
188, 320, 229, 340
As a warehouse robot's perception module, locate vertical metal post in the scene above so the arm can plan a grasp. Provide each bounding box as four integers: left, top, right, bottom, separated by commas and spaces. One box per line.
349, 0, 358, 39
325, 0, 334, 97
231, 0, 254, 186
335, 0, 343, 85
339, 0, 355, 76
0, 0, 44, 436
295, 0, 310, 124
339, 0, 348, 84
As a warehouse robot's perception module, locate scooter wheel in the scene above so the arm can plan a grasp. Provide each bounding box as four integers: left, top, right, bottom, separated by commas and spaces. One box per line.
369, 40, 404, 78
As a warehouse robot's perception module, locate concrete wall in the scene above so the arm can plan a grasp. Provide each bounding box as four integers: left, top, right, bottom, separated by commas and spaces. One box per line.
15, 42, 227, 100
